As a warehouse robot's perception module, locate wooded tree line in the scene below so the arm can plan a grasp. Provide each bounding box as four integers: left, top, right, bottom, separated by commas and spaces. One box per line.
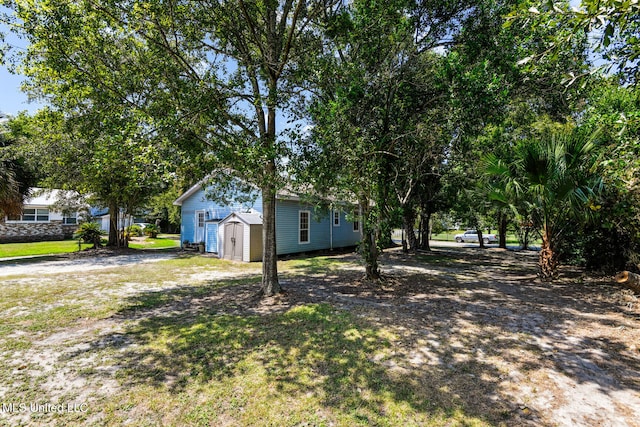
1, 0, 638, 291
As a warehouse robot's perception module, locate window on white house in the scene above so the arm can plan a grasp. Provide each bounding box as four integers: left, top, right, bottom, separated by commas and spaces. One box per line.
23, 209, 37, 221
8, 208, 50, 222
333, 211, 340, 226
63, 213, 77, 225
299, 211, 310, 243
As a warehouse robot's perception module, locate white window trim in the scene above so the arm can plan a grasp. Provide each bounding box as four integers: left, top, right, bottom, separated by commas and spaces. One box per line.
6, 207, 50, 223
195, 210, 206, 243
353, 218, 360, 232
63, 212, 78, 225
299, 210, 310, 244
196, 210, 205, 226
333, 210, 340, 227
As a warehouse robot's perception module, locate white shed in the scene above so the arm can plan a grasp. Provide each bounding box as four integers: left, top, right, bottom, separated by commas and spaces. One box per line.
218, 212, 263, 262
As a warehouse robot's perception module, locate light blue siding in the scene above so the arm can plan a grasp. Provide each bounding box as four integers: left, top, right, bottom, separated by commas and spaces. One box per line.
179, 184, 359, 258
205, 223, 218, 253
180, 187, 262, 245
331, 210, 361, 248
275, 201, 359, 255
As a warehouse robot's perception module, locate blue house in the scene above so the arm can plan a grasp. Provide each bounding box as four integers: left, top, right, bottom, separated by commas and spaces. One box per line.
173, 182, 361, 261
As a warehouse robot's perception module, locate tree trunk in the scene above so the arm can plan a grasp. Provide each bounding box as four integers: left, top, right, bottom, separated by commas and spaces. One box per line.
401, 227, 407, 252
363, 228, 380, 280
498, 213, 508, 249
259, 78, 281, 297
107, 201, 119, 247
261, 169, 280, 296
539, 228, 557, 280
402, 206, 417, 253
469, 216, 486, 249
521, 226, 530, 250
419, 210, 431, 251
360, 200, 380, 281
615, 271, 640, 293
477, 229, 485, 248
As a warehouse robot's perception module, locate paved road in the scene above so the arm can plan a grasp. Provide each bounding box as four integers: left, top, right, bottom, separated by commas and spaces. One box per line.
0, 252, 177, 277
397, 239, 540, 251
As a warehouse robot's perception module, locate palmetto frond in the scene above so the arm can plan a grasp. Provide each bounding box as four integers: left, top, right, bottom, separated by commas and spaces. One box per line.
484, 126, 603, 279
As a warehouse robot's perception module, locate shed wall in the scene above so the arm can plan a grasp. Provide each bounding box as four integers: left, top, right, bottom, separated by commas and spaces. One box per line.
249, 224, 263, 262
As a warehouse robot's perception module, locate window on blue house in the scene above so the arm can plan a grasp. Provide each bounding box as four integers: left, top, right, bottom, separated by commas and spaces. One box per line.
333, 211, 340, 226
299, 211, 310, 244
352, 210, 360, 232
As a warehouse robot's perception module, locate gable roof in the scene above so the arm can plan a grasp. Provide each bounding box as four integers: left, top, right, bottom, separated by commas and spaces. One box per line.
173, 179, 302, 206
173, 182, 206, 206
219, 212, 263, 225
23, 188, 77, 207
173, 175, 355, 207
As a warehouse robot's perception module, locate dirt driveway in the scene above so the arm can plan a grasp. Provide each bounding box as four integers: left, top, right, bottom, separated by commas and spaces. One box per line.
1, 245, 639, 426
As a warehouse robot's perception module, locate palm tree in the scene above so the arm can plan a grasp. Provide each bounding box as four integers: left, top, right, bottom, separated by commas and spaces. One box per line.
0, 167, 24, 218
485, 128, 603, 279
0, 113, 25, 219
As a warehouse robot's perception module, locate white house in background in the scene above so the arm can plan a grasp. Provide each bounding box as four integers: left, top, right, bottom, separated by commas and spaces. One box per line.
92, 211, 144, 234
0, 188, 85, 243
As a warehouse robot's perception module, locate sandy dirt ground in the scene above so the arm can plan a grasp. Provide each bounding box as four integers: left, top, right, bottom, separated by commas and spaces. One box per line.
1, 244, 639, 426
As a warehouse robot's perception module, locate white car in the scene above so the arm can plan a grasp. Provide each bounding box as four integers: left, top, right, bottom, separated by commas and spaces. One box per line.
454, 230, 498, 244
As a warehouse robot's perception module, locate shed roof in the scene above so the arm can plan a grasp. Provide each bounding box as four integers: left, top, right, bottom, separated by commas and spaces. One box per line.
219, 212, 263, 225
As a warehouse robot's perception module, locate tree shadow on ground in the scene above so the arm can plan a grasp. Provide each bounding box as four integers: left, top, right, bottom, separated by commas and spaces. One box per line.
64, 247, 640, 425
65, 279, 523, 425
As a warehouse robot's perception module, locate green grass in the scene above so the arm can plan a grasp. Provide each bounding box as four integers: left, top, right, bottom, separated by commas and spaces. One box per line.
105, 303, 475, 426
128, 234, 181, 250
0, 234, 180, 258
0, 239, 93, 258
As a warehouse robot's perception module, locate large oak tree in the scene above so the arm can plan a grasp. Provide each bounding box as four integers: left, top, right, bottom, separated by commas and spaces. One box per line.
4, 0, 340, 295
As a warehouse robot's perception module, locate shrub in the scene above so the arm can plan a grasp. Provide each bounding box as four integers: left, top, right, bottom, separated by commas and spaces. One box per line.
73, 222, 104, 249
126, 224, 143, 238
144, 224, 160, 238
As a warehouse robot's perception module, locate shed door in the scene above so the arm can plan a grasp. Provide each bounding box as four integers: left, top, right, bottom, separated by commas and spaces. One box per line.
224, 222, 243, 261
205, 223, 218, 253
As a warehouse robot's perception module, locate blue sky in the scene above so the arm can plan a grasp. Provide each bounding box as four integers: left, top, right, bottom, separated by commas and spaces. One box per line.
0, 65, 41, 116
1, 19, 46, 116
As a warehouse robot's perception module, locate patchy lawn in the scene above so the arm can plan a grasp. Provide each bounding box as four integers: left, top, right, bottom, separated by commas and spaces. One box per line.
0, 247, 638, 426
0, 234, 180, 259
127, 234, 181, 250
0, 240, 94, 258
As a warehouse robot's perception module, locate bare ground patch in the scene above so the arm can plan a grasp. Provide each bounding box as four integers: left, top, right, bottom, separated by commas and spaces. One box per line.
1, 247, 639, 426
255, 248, 640, 426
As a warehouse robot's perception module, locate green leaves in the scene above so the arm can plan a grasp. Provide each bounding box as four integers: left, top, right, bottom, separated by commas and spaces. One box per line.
482, 123, 604, 277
